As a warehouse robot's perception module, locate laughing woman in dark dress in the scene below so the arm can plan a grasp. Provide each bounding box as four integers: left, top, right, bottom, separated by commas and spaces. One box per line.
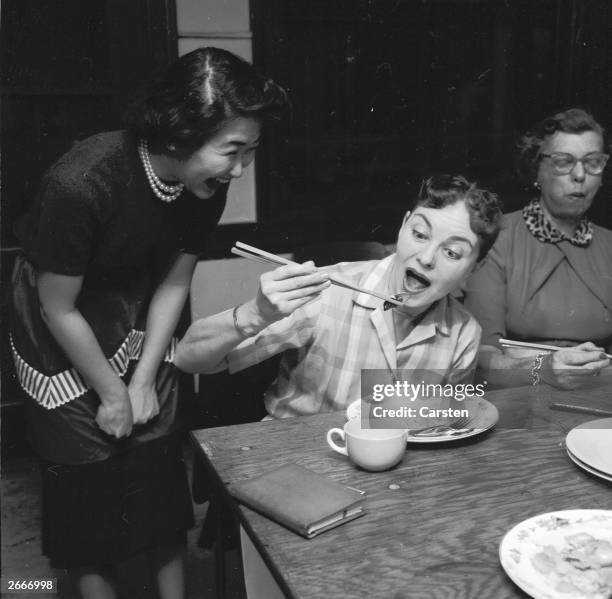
10, 47, 287, 599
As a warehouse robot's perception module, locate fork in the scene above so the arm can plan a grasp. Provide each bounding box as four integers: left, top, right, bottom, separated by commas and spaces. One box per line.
408, 416, 474, 437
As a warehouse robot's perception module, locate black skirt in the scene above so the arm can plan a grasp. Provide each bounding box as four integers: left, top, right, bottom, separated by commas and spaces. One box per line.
40, 432, 194, 569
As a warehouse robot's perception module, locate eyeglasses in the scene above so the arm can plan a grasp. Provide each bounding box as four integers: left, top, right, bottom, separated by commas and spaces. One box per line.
540, 151, 610, 175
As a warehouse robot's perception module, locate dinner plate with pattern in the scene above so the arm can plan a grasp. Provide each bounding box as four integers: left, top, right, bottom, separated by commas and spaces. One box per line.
499, 509, 612, 599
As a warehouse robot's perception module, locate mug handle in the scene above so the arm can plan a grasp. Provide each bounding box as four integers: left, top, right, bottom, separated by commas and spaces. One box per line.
326, 428, 348, 456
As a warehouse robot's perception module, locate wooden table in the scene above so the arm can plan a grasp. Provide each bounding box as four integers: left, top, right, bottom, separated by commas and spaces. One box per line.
191, 382, 612, 598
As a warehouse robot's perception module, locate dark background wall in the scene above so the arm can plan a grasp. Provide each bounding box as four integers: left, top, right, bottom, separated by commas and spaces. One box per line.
1, 0, 611, 450
3, 1, 612, 252
1, 0, 179, 452
246, 0, 612, 248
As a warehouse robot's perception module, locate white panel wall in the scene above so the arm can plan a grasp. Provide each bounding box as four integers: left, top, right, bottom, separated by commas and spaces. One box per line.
176, 0, 255, 224
190, 255, 291, 392
177, 0, 249, 34
190, 257, 272, 321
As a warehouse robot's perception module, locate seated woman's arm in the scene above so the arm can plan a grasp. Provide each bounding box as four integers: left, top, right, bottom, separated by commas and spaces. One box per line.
174, 261, 329, 374
478, 343, 609, 389
464, 228, 609, 388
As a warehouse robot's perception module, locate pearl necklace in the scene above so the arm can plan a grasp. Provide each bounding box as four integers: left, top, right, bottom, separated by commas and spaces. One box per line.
137, 140, 184, 202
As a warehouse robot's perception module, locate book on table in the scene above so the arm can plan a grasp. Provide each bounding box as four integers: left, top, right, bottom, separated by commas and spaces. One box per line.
229, 462, 366, 539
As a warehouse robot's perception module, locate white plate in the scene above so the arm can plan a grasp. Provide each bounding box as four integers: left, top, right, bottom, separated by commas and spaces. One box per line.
566, 448, 612, 483
499, 509, 612, 599
565, 419, 612, 477
345, 396, 498, 443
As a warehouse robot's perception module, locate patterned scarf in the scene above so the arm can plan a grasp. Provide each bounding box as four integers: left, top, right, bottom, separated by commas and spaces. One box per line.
522, 199, 593, 247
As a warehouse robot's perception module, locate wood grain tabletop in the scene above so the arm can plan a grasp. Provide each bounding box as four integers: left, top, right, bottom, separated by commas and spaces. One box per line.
191, 381, 612, 599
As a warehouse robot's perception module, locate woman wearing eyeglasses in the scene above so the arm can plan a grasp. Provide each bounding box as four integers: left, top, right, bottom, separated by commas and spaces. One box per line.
464, 108, 611, 389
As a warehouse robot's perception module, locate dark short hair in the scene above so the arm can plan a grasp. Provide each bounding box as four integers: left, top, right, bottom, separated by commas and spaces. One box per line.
413, 174, 502, 262
125, 47, 289, 157
516, 108, 607, 183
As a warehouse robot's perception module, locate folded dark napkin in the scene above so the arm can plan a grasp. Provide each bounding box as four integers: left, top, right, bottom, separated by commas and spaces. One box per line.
230, 463, 366, 539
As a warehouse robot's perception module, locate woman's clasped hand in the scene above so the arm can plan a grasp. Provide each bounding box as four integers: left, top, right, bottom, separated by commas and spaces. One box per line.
9, 46, 288, 599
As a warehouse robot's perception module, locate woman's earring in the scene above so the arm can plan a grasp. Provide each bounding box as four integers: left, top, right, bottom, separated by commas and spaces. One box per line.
167, 143, 176, 152
533, 181, 541, 191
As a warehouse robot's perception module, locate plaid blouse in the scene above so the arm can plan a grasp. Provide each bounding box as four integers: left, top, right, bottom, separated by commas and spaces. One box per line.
227, 255, 481, 418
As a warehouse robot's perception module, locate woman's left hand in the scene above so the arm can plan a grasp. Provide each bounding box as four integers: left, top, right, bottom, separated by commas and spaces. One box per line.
128, 379, 160, 425
540, 342, 610, 389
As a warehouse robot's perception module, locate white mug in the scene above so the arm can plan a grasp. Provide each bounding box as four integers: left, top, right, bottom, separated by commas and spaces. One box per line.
326, 418, 407, 471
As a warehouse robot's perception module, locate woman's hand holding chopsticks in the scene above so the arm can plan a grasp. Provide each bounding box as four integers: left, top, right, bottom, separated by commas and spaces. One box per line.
536, 342, 609, 389
174, 261, 330, 374
486, 339, 609, 390
174, 240, 400, 375
231, 241, 402, 307
242, 261, 331, 332
478, 339, 610, 390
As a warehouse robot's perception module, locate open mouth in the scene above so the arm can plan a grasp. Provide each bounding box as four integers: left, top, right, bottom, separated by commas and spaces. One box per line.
203, 177, 230, 191
403, 267, 431, 292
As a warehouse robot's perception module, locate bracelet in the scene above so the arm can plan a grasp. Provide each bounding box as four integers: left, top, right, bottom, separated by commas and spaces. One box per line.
232, 303, 249, 337
530, 352, 546, 386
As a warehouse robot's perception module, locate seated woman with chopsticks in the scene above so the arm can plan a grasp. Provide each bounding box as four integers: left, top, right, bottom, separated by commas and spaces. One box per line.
464, 108, 611, 389
175, 174, 502, 417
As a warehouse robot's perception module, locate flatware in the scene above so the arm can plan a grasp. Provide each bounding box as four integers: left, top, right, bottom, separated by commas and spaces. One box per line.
231, 241, 403, 307
407, 416, 474, 437
408, 427, 475, 438
499, 338, 612, 360
549, 403, 612, 417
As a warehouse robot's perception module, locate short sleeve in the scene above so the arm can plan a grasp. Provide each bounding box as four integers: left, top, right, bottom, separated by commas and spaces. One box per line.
24, 172, 102, 276
227, 301, 320, 373
447, 315, 481, 384
463, 229, 509, 347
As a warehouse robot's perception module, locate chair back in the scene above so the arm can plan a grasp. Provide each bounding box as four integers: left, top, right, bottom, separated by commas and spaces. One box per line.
185, 257, 284, 429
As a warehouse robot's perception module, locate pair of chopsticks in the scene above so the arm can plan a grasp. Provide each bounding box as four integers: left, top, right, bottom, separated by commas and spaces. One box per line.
549, 403, 612, 418
499, 338, 612, 360
231, 241, 402, 307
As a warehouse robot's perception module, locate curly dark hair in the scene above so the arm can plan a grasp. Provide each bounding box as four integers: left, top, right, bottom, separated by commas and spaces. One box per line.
413, 174, 503, 262
515, 108, 607, 184
125, 47, 289, 157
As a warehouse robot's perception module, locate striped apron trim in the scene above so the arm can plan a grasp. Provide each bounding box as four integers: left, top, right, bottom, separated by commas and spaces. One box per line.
10, 330, 177, 410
